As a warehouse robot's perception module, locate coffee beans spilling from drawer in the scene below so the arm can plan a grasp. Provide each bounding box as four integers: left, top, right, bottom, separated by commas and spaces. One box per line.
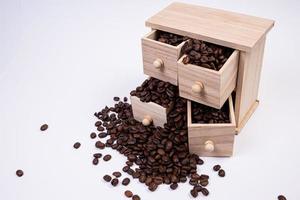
130, 77, 178, 108
181, 39, 233, 71
191, 101, 230, 123
156, 30, 187, 46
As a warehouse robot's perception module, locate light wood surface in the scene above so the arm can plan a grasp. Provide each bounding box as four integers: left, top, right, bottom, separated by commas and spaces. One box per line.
178, 50, 239, 109
236, 100, 259, 133
235, 37, 266, 128
187, 96, 236, 157
146, 2, 274, 52
142, 30, 186, 85
130, 95, 167, 128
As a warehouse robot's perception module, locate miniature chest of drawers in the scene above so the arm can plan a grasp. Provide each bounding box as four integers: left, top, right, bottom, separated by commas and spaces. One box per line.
132, 2, 274, 157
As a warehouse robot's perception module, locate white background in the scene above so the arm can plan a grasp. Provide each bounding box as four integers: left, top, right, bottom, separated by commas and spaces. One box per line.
0, 0, 299, 199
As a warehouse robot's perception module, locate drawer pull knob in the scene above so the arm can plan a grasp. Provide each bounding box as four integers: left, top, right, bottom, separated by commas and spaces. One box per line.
142, 115, 152, 126
204, 140, 215, 152
192, 82, 204, 93
153, 59, 164, 69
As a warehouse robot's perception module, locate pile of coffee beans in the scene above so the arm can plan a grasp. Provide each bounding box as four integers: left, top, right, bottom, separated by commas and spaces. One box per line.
130, 78, 178, 109
181, 39, 234, 71
191, 101, 230, 124
156, 31, 187, 46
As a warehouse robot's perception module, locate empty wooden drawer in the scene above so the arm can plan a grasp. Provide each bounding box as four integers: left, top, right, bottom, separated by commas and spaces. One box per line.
187, 95, 236, 157
142, 30, 187, 86
130, 95, 167, 128
178, 50, 239, 109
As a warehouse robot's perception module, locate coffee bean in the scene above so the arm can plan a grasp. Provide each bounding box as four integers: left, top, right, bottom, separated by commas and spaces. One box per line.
122, 178, 130, 186
156, 31, 186, 46
194, 185, 203, 192
200, 179, 209, 187
123, 97, 128, 102
148, 182, 158, 192
201, 188, 209, 196
123, 166, 130, 172
90, 132, 97, 139
95, 141, 105, 149
16, 170, 24, 177
132, 195, 141, 200
73, 142, 81, 149
113, 97, 120, 101
111, 178, 119, 186
112, 171, 122, 178
92, 158, 99, 165
124, 190, 133, 198
93, 153, 102, 158
103, 175, 112, 182
278, 195, 287, 200
95, 121, 102, 127
170, 183, 178, 190
218, 169, 225, 177
40, 124, 48, 131
190, 189, 198, 198
213, 164, 221, 171
103, 154, 111, 161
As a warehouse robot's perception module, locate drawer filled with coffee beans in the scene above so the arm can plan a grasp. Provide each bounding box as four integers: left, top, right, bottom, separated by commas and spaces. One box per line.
142, 30, 187, 86
178, 39, 239, 109
187, 95, 236, 157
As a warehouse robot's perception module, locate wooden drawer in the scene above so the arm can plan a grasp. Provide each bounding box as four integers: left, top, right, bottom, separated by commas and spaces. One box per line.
187, 95, 236, 157
178, 50, 239, 109
142, 30, 186, 86
130, 95, 167, 128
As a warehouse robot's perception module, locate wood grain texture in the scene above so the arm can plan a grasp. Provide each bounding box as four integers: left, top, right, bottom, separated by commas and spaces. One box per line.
142, 30, 186, 85
235, 37, 266, 127
187, 96, 236, 157
130, 96, 167, 128
178, 50, 239, 109
146, 2, 274, 51
236, 100, 259, 133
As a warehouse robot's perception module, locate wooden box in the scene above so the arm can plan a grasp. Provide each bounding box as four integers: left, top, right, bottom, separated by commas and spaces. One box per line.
142, 30, 186, 86
178, 50, 239, 109
145, 2, 275, 132
130, 95, 167, 128
187, 95, 236, 157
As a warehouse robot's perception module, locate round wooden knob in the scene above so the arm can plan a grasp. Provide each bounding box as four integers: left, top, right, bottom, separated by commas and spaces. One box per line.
142, 115, 152, 126
192, 81, 204, 93
153, 58, 164, 69
204, 140, 215, 152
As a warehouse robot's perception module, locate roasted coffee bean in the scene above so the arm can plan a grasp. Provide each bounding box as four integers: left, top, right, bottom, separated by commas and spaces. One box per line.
90, 132, 97, 139
200, 174, 209, 180
213, 164, 221, 171
191, 173, 200, 180
201, 188, 209, 196
103, 154, 111, 161
16, 170, 23, 177
194, 185, 203, 192
103, 175, 112, 182
127, 154, 136, 162
170, 183, 178, 190
190, 189, 198, 198
124, 190, 133, 198
200, 179, 209, 187
123, 97, 128, 102
122, 178, 130, 186
95, 121, 102, 127
278, 195, 287, 200
112, 171, 122, 178
148, 182, 158, 192
123, 166, 130, 172
113, 97, 120, 101
93, 153, 102, 158
218, 169, 225, 177
97, 126, 105, 131
95, 141, 105, 149
156, 31, 186, 46
132, 195, 141, 200
92, 158, 99, 165
73, 142, 81, 149
111, 178, 119, 186
40, 124, 48, 131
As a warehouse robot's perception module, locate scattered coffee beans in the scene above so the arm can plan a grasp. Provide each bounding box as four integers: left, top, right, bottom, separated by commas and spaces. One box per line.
156, 30, 187, 46
92, 158, 99, 165
103, 175, 112, 182
124, 190, 133, 198
170, 183, 178, 190
122, 178, 130, 186
40, 124, 48, 131
95, 141, 105, 149
218, 169, 226, 177
213, 164, 221, 171
103, 154, 111, 161
113, 97, 120, 101
112, 171, 122, 178
73, 142, 81, 149
201, 188, 210, 196
90, 132, 97, 139
278, 195, 287, 200
123, 97, 128, 102
111, 178, 119, 186
181, 39, 233, 71
16, 169, 23, 177
93, 153, 102, 158
190, 189, 198, 198
132, 195, 141, 200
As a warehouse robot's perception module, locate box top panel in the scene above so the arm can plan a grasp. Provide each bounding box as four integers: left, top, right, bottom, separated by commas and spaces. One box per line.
146, 2, 274, 51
